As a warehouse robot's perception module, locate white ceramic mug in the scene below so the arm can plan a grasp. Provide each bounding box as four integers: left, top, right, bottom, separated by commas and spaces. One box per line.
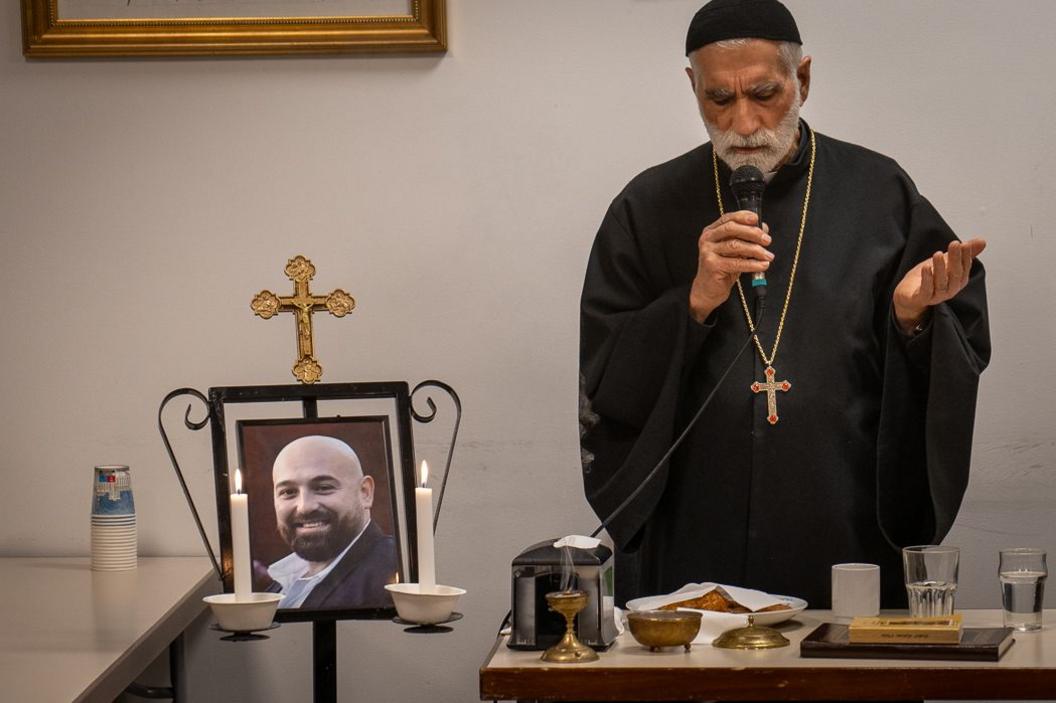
831, 563, 880, 621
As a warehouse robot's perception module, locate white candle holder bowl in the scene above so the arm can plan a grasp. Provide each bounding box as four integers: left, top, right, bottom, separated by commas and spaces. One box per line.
385, 583, 466, 625
203, 593, 282, 632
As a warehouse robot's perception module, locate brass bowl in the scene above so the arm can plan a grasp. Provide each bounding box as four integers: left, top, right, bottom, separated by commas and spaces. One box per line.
626, 610, 703, 652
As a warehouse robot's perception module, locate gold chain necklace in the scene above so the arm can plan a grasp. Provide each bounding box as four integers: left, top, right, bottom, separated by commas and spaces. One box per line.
711, 128, 816, 424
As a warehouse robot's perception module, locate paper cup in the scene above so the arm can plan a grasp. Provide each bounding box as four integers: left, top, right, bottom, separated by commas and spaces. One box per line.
91, 466, 138, 572
832, 563, 880, 620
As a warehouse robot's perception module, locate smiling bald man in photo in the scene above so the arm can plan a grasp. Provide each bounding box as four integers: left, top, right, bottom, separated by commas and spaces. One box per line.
265, 435, 397, 610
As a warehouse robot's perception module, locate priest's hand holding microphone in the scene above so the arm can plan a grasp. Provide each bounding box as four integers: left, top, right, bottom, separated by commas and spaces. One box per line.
689, 210, 774, 323
690, 164, 774, 323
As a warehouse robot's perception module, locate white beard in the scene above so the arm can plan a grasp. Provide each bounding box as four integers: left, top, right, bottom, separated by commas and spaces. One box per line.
705, 90, 802, 173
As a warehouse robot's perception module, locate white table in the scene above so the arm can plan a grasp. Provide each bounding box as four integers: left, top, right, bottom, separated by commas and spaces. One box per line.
0, 556, 216, 703
481, 609, 1056, 700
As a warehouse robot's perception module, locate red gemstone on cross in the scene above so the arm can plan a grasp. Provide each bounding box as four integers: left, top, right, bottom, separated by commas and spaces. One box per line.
768, 415, 778, 424
751, 383, 760, 392
766, 368, 775, 378
781, 382, 790, 390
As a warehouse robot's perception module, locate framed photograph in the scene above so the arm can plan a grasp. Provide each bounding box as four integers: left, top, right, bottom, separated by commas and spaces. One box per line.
207, 382, 418, 622
21, 0, 447, 58
238, 416, 404, 619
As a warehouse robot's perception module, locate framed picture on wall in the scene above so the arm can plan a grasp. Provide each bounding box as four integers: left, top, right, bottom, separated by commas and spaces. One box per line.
22, 0, 446, 58
237, 416, 404, 619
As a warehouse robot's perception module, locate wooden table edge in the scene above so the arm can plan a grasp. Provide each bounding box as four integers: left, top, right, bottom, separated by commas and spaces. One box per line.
480, 663, 1056, 700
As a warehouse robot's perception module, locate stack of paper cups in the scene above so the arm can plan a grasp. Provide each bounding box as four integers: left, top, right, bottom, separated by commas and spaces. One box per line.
91, 465, 137, 571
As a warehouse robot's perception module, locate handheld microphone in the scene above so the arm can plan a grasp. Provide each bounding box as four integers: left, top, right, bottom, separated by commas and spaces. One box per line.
730, 165, 768, 299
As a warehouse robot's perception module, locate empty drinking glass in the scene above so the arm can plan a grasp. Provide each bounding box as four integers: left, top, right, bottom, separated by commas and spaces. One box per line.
999, 548, 1047, 632
902, 545, 959, 617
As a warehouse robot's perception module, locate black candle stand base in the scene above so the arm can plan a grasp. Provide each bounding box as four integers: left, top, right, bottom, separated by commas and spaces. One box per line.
210, 623, 280, 641
393, 611, 463, 633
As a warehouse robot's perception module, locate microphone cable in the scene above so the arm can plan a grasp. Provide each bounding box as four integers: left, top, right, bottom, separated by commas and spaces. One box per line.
495, 292, 766, 638
589, 294, 766, 539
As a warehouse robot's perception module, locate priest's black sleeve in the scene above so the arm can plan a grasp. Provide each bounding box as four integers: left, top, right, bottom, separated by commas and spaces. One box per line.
876, 194, 991, 549
579, 202, 711, 552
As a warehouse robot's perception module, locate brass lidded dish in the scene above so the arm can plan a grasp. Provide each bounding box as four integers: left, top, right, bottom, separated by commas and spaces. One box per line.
626, 610, 703, 652
712, 614, 790, 649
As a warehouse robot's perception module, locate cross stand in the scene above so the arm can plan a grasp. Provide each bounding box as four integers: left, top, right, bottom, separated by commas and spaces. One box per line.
159, 380, 461, 703
314, 620, 337, 701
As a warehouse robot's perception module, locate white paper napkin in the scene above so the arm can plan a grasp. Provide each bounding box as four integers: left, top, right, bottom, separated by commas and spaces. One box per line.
552, 535, 602, 550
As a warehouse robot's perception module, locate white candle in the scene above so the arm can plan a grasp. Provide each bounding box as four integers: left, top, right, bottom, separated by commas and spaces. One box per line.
415, 460, 436, 592
231, 469, 251, 601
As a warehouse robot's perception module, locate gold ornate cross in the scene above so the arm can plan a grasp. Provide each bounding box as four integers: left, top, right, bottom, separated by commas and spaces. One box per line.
750, 365, 791, 425
251, 255, 355, 384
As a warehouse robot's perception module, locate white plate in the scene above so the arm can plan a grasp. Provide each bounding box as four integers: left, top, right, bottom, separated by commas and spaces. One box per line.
626, 593, 808, 627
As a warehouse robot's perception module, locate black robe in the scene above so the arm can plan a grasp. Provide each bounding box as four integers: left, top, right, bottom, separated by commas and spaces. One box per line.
580, 123, 990, 608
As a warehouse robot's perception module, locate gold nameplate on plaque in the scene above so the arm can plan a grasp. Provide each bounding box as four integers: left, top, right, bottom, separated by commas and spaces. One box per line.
251, 255, 355, 384
849, 614, 963, 644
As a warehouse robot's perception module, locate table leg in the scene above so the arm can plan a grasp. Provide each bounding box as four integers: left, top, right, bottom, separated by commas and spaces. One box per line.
123, 633, 185, 700
314, 620, 337, 703
169, 632, 186, 703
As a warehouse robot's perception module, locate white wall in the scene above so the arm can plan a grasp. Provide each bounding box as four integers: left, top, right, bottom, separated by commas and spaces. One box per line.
2, 1, 1054, 701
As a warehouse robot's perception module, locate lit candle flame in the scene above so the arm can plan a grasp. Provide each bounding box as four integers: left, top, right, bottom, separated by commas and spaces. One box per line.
419, 460, 429, 487
234, 468, 243, 494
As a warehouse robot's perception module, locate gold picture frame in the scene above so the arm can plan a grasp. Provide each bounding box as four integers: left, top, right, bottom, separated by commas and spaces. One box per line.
21, 0, 446, 58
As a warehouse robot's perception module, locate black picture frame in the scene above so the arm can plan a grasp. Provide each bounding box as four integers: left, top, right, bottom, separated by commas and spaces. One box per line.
206, 382, 418, 623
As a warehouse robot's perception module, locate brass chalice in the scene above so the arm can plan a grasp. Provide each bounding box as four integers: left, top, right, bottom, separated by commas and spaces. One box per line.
540, 590, 599, 663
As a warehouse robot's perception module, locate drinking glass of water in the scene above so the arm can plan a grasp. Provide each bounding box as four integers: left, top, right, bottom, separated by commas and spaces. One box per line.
999, 548, 1047, 632
902, 545, 959, 617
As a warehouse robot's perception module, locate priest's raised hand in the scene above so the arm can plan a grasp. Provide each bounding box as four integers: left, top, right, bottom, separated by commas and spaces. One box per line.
893, 238, 987, 333
689, 210, 773, 323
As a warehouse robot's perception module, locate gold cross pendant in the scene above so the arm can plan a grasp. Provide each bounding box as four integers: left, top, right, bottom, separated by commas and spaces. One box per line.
750, 366, 791, 425
251, 255, 355, 384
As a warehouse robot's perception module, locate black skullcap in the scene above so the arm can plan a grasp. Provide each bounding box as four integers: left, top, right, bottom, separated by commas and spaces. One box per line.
686, 0, 802, 56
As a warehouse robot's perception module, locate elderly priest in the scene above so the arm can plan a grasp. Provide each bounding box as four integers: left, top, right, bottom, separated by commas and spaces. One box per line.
579, 0, 989, 609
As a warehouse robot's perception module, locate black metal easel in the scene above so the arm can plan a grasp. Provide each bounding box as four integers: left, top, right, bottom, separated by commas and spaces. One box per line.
159, 380, 461, 703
